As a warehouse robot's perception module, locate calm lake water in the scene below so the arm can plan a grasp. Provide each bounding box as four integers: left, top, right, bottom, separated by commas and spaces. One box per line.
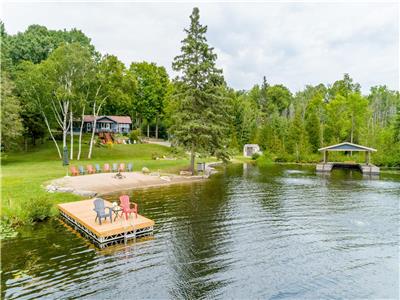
2, 164, 399, 299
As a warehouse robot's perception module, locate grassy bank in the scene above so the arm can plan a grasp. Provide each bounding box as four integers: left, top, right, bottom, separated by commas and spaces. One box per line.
1, 141, 190, 224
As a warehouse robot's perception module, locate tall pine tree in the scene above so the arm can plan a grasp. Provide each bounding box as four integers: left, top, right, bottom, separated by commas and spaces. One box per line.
171, 7, 228, 173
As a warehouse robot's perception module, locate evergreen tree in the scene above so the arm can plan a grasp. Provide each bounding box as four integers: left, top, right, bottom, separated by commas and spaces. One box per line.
1, 72, 23, 151
305, 110, 321, 152
171, 7, 229, 173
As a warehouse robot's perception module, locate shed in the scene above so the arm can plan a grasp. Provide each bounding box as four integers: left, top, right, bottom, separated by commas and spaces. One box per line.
243, 144, 261, 157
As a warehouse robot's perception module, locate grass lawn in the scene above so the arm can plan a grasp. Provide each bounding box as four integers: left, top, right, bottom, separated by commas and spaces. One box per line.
1, 139, 191, 224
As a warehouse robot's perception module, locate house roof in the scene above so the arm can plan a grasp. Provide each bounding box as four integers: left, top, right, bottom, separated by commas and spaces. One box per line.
83, 115, 132, 124
318, 142, 377, 152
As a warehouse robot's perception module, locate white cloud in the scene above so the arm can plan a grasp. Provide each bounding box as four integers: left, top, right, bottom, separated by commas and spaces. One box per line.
2, 2, 398, 93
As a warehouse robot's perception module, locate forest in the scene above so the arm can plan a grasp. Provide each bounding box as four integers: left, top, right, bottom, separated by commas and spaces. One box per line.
1, 8, 400, 168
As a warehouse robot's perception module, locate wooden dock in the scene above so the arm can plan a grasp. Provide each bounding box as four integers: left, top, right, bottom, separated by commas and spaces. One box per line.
58, 199, 154, 248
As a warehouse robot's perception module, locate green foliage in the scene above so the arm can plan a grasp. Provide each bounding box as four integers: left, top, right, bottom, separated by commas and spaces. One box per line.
129, 128, 142, 143
1, 72, 23, 150
170, 7, 229, 171
130, 61, 169, 136
0, 220, 18, 240
256, 152, 274, 167
305, 110, 321, 152
24, 195, 52, 222
5, 24, 95, 66
99, 55, 137, 116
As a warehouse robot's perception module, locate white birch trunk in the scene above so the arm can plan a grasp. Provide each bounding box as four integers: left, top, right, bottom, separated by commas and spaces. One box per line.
88, 102, 97, 159
70, 110, 73, 160
42, 111, 62, 158
77, 106, 85, 160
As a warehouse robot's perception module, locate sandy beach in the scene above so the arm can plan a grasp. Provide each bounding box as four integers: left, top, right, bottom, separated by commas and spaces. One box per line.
49, 172, 206, 196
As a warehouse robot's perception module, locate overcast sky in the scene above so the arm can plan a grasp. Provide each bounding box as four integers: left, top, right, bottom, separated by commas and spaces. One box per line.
2, 1, 399, 93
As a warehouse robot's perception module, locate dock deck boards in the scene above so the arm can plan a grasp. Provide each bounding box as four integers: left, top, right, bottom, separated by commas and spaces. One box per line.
58, 199, 154, 246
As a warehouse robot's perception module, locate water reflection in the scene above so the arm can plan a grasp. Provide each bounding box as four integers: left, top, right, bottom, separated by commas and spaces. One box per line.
2, 164, 399, 299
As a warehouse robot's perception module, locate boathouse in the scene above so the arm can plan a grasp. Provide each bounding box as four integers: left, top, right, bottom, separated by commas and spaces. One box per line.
316, 142, 380, 175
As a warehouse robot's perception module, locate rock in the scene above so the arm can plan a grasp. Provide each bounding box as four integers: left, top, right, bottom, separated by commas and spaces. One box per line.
57, 187, 74, 193
160, 176, 171, 182
46, 185, 57, 192
142, 167, 150, 174
179, 171, 192, 176
73, 190, 97, 197
204, 166, 218, 178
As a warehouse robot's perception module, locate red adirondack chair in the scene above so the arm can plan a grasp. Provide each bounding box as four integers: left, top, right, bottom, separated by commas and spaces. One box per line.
70, 166, 79, 176
87, 164, 95, 174
118, 163, 125, 172
103, 163, 111, 172
119, 195, 138, 220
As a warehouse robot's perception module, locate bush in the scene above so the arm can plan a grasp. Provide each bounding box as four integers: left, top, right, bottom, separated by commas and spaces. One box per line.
25, 196, 52, 222
251, 152, 261, 160
129, 129, 142, 143
0, 220, 18, 240
151, 152, 160, 160
256, 152, 274, 167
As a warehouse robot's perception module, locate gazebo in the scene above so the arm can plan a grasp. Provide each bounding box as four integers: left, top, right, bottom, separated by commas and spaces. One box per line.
316, 142, 379, 175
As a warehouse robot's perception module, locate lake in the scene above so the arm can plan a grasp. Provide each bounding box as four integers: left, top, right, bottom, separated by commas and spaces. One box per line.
2, 164, 399, 299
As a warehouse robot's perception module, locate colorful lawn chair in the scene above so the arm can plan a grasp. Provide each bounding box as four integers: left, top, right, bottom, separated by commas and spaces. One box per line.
70, 166, 79, 176
87, 164, 95, 174
95, 164, 101, 173
119, 195, 138, 220
112, 163, 118, 172
103, 163, 110, 172
78, 166, 85, 175
93, 198, 113, 225
118, 163, 125, 172
127, 163, 133, 172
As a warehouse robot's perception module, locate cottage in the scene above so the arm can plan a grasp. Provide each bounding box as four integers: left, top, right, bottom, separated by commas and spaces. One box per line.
80, 115, 132, 134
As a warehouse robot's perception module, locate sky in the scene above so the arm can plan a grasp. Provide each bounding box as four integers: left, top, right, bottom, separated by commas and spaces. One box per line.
2, 1, 399, 94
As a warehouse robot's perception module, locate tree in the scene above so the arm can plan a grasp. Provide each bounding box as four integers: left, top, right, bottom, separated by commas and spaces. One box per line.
100, 55, 137, 117
16, 44, 94, 158
328, 73, 360, 100
42, 43, 94, 157
130, 62, 169, 138
1, 72, 23, 151
15, 61, 62, 158
6, 24, 95, 66
287, 110, 309, 161
171, 7, 229, 173
265, 84, 292, 116
305, 110, 321, 152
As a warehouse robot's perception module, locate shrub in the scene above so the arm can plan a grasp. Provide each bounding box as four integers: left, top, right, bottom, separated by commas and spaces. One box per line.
0, 220, 18, 240
129, 129, 142, 143
25, 196, 52, 222
256, 152, 274, 167
151, 152, 160, 160
251, 152, 261, 160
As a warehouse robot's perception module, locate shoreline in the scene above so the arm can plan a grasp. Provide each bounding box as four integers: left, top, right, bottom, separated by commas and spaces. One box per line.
47, 171, 209, 197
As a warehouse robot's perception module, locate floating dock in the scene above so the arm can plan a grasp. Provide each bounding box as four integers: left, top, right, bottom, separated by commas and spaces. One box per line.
58, 199, 154, 248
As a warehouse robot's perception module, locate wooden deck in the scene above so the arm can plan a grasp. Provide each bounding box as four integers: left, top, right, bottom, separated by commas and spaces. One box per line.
58, 199, 154, 247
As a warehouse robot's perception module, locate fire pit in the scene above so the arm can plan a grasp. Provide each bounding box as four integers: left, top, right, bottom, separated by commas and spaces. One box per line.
113, 171, 125, 179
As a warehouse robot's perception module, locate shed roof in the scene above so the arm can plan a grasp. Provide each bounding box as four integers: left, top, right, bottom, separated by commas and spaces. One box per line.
318, 142, 377, 152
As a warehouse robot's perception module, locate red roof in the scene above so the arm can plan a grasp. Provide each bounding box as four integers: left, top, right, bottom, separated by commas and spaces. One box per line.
83, 115, 132, 124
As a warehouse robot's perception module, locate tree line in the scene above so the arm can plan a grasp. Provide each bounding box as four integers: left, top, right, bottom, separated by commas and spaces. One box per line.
1, 8, 400, 169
